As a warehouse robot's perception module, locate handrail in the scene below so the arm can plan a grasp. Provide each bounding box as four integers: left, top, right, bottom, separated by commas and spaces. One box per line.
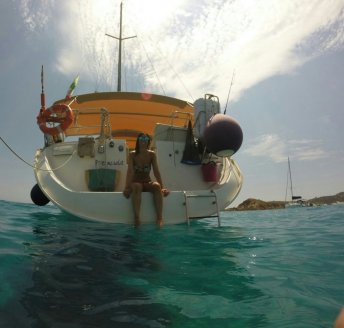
170, 110, 193, 128
72, 108, 193, 119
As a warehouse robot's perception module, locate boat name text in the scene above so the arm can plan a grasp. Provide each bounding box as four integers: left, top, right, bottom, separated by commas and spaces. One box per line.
95, 160, 124, 166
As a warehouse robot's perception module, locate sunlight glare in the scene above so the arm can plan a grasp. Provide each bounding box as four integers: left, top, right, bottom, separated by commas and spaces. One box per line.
88, 0, 115, 19
126, 0, 186, 32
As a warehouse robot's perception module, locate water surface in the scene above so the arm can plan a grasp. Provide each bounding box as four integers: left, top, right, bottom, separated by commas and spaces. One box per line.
0, 200, 343, 327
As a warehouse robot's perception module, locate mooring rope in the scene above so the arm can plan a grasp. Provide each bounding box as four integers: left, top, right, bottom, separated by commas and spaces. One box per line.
0, 136, 76, 172
0, 136, 37, 169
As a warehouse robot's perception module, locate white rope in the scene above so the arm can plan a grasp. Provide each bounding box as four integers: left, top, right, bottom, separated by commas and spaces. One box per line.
35, 149, 77, 172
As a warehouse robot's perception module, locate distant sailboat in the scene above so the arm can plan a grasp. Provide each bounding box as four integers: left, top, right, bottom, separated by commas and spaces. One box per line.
284, 157, 309, 207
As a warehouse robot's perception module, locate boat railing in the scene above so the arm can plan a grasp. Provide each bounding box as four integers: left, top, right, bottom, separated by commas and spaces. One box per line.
151, 111, 194, 145
70, 107, 193, 136
170, 110, 193, 127
71, 107, 111, 133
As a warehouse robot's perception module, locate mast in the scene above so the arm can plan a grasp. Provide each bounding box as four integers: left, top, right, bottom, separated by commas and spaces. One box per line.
105, 2, 136, 92
288, 156, 294, 199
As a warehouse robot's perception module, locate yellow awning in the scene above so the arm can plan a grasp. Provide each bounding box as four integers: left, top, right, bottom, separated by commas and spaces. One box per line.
55, 92, 194, 148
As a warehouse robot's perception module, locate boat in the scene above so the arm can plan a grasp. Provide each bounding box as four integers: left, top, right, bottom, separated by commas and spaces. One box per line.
284, 157, 312, 207
30, 3, 244, 225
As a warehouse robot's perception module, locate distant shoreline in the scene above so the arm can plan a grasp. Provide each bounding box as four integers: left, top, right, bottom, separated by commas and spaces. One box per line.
228, 192, 344, 211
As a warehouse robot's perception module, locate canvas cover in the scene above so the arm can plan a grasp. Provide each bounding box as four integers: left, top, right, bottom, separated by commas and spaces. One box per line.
55, 92, 194, 148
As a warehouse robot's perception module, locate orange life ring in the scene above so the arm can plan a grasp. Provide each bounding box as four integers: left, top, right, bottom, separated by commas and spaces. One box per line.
37, 104, 74, 136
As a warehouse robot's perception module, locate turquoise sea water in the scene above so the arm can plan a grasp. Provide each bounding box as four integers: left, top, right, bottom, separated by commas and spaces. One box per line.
0, 200, 343, 327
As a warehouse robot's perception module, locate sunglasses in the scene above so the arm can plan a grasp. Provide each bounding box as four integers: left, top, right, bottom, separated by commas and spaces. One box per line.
139, 136, 150, 142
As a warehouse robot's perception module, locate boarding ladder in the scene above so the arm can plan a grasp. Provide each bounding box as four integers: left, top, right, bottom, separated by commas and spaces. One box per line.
183, 190, 221, 227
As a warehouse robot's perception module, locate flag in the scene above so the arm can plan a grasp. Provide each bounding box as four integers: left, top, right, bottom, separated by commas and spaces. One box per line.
65, 75, 79, 99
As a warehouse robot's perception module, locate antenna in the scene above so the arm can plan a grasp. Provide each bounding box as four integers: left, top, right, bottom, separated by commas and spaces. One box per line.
105, 2, 136, 92
40, 65, 46, 113
223, 70, 235, 115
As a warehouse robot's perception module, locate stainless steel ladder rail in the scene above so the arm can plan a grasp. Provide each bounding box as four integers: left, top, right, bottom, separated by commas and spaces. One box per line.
183, 190, 221, 227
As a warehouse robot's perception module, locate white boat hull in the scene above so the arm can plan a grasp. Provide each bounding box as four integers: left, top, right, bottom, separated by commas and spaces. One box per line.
34, 137, 243, 225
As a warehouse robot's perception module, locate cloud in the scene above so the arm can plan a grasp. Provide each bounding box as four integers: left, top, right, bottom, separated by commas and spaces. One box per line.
244, 134, 327, 162
244, 134, 287, 163
18, 0, 53, 33
18, 0, 344, 103
288, 139, 327, 161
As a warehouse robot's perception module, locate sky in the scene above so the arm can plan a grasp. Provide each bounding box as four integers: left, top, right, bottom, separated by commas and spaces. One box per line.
0, 0, 344, 207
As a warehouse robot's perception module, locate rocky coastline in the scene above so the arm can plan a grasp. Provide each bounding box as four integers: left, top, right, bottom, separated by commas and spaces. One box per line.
228, 198, 285, 211
228, 192, 344, 211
